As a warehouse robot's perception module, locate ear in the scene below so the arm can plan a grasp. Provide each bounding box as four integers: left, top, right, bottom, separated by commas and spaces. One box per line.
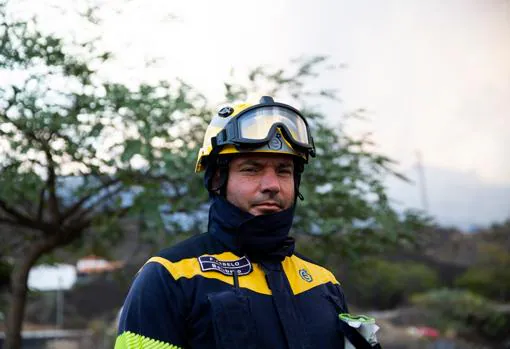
211, 169, 221, 194
207, 156, 231, 197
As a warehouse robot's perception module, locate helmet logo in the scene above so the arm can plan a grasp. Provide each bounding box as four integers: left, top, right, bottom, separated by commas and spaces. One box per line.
299, 268, 313, 282
268, 133, 283, 150
218, 106, 234, 117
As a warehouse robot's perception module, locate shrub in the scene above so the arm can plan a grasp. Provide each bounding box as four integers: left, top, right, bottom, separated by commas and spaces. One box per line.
411, 289, 510, 344
455, 244, 510, 301
344, 258, 439, 309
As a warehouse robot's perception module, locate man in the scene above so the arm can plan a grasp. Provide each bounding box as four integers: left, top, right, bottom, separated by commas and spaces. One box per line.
115, 96, 378, 348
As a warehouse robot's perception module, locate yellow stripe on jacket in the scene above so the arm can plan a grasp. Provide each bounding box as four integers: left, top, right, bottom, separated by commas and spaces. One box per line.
146, 253, 339, 296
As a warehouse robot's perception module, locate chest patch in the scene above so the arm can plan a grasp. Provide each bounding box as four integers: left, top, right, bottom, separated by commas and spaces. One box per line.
198, 255, 252, 276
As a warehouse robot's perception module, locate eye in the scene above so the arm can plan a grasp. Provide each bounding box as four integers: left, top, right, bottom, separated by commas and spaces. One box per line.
240, 166, 258, 173
278, 168, 293, 176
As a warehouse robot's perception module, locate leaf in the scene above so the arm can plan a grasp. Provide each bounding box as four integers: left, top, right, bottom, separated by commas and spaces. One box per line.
121, 139, 143, 163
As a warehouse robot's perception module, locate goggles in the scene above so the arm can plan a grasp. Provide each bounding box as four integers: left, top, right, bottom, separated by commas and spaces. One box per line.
212, 101, 316, 157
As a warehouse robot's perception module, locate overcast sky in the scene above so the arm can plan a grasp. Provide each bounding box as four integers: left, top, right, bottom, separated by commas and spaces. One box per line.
9, 0, 510, 228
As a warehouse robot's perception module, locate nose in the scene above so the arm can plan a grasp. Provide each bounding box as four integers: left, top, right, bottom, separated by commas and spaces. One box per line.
259, 169, 281, 194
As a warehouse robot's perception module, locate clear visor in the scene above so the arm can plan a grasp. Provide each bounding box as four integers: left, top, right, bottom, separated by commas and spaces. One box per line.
237, 106, 310, 146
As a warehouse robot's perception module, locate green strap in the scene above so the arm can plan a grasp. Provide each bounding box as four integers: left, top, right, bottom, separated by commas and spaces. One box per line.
114, 331, 182, 349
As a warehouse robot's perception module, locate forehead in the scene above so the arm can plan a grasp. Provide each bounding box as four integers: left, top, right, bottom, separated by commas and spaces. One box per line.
230, 153, 295, 167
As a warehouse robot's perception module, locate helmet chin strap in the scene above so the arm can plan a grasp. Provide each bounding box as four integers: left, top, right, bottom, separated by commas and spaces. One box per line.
294, 158, 305, 201
217, 157, 230, 197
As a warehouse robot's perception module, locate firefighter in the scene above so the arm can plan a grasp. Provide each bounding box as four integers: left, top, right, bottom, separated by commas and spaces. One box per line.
115, 96, 379, 349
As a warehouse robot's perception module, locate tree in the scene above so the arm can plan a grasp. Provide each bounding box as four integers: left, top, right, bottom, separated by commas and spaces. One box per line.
0, 3, 208, 348
1, 2, 426, 348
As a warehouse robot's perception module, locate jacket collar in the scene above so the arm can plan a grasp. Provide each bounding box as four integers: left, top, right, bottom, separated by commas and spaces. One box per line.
208, 196, 295, 262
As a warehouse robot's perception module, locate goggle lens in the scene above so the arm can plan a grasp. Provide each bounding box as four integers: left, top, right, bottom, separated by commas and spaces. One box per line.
237, 106, 310, 146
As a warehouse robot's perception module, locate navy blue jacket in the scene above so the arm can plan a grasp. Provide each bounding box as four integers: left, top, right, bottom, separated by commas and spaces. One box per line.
115, 231, 349, 349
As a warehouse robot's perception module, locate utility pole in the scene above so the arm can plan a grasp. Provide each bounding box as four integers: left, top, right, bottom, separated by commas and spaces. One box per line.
56, 276, 64, 329
416, 150, 429, 213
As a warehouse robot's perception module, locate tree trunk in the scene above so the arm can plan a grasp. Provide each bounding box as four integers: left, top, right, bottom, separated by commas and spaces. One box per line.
4, 239, 59, 349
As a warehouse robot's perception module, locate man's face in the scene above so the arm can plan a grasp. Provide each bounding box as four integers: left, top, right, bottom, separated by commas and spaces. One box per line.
226, 153, 295, 216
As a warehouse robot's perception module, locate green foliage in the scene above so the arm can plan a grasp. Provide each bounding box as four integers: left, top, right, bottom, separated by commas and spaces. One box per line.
455, 243, 510, 301
411, 289, 510, 343
341, 258, 439, 309
0, 1, 209, 262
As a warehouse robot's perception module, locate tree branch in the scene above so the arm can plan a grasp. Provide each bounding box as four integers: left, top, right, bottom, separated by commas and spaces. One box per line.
60, 177, 121, 223
0, 218, 42, 249
0, 199, 33, 226
169, 181, 183, 198
0, 23, 9, 56
0, 217, 22, 228
61, 182, 125, 225
36, 187, 46, 222
0, 211, 57, 235
42, 145, 60, 223
57, 224, 89, 247
99, 205, 131, 223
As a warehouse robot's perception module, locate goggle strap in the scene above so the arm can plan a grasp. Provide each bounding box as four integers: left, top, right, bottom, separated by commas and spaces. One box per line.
213, 123, 237, 147
211, 132, 223, 148
309, 136, 316, 157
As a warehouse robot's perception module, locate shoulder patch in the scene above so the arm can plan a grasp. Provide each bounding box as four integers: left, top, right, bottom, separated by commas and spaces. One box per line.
299, 268, 313, 282
283, 255, 340, 295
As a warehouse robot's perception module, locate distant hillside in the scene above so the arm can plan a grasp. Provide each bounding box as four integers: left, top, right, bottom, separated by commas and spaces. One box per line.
386, 165, 510, 229
385, 220, 510, 286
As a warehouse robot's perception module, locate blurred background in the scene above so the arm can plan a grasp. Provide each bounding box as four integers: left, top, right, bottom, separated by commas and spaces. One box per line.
0, 0, 509, 348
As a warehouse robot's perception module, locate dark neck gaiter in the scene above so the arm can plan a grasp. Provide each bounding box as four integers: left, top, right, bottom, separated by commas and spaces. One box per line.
208, 196, 295, 262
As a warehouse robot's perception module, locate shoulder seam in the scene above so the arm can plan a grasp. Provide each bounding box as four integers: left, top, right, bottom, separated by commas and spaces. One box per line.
293, 251, 327, 269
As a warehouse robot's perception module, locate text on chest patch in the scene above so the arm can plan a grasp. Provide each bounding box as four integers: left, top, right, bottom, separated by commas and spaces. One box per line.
198, 255, 252, 276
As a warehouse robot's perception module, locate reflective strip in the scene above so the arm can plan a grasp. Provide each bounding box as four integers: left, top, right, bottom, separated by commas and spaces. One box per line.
146, 252, 272, 295
114, 331, 181, 349
282, 255, 340, 295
